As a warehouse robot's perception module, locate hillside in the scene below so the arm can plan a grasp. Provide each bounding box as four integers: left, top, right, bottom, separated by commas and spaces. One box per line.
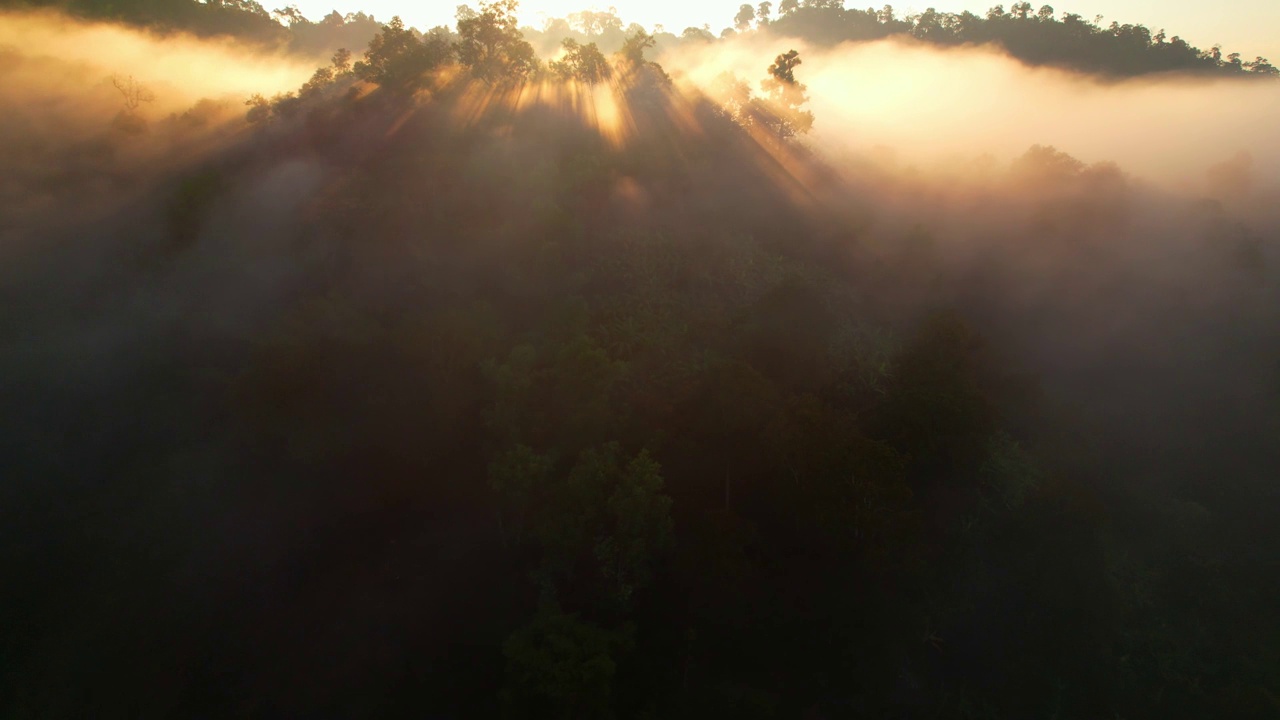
2, 3, 1279, 717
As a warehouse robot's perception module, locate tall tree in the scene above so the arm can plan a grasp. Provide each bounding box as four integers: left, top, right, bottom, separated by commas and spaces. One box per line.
353, 16, 451, 91
456, 0, 538, 83
759, 49, 814, 137
568, 7, 623, 36
550, 39, 611, 83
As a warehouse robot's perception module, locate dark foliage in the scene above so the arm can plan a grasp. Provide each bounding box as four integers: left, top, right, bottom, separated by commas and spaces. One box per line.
2, 3, 1279, 719
764, 4, 1278, 78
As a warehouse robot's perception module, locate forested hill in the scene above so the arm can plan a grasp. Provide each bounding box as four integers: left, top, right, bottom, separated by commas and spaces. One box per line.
4, 0, 1277, 79
3, 1, 1279, 717
752, 3, 1278, 77
0, 0, 383, 55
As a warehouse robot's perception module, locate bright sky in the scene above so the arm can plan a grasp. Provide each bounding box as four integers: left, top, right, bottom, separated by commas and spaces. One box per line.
285, 0, 1280, 61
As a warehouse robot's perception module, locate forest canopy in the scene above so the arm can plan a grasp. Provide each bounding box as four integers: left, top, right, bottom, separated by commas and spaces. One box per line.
3, 0, 1275, 77
1, 1, 1278, 719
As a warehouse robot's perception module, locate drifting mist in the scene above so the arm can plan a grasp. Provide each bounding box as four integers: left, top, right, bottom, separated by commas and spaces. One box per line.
2, 4, 1278, 717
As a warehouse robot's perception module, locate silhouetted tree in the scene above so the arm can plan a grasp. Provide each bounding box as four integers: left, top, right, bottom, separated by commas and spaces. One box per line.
456, 0, 538, 83
550, 39, 611, 83
502, 610, 631, 718
759, 49, 814, 137
616, 29, 671, 94
681, 26, 715, 42
331, 47, 351, 73
353, 16, 451, 91
110, 73, 154, 111
243, 92, 270, 124
568, 7, 623, 36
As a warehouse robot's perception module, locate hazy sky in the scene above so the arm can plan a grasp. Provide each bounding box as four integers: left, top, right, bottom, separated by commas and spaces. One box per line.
285, 0, 1280, 60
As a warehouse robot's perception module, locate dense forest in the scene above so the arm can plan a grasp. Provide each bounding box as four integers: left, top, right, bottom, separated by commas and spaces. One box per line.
2, 1, 1279, 718
4, 0, 1277, 77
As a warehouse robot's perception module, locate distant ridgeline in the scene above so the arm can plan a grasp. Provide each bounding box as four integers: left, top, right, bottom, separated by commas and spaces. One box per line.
0, 0, 384, 56
756, 3, 1278, 77
2, 0, 1275, 78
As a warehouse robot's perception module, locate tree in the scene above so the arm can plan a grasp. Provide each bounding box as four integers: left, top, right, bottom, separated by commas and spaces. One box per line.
353, 16, 451, 91
616, 29, 671, 94
681, 26, 715, 42
711, 71, 754, 125
591, 448, 673, 604
757, 1, 773, 24
110, 74, 155, 112
618, 29, 656, 67
759, 49, 814, 137
331, 47, 351, 73
1247, 56, 1278, 75
550, 39, 611, 83
298, 66, 334, 98
243, 93, 270, 124
735, 3, 756, 31
497, 442, 673, 608
779, 0, 799, 15
109, 73, 155, 133
271, 4, 303, 25
456, 0, 538, 83
501, 610, 632, 719
568, 7, 623, 36
267, 91, 301, 119
875, 312, 996, 483
489, 444, 553, 547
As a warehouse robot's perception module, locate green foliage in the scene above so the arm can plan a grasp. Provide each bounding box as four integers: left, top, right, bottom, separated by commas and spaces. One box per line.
502, 610, 633, 719
877, 312, 997, 482
617, 29, 656, 67
567, 8, 623, 37
980, 432, 1044, 509
484, 343, 542, 442
243, 93, 270, 124
166, 167, 223, 248
456, 0, 538, 83
710, 50, 814, 139
592, 448, 673, 603
549, 39, 611, 83
330, 47, 352, 73
490, 444, 554, 546
512, 443, 673, 608
614, 29, 672, 96
680, 26, 715, 42
484, 333, 629, 448
353, 16, 451, 91
490, 444, 553, 506
10, 9, 1280, 717
764, 3, 1279, 77
759, 49, 814, 137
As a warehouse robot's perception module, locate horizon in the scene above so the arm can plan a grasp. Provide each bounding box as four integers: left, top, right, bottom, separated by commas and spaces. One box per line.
281, 0, 1280, 64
